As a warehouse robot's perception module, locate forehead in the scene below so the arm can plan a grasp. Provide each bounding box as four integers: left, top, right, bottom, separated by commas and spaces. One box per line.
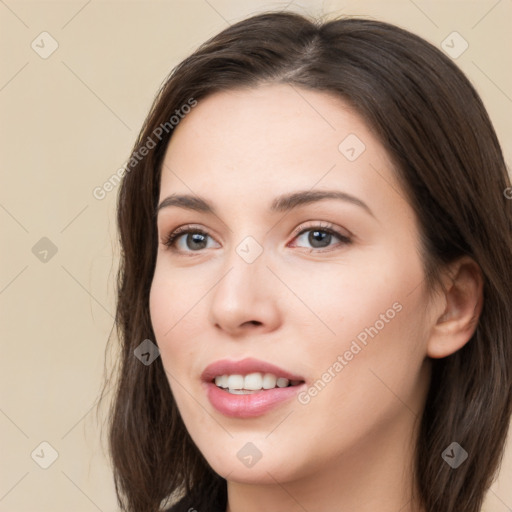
159, 83, 403, 219
163, 83, 370, 169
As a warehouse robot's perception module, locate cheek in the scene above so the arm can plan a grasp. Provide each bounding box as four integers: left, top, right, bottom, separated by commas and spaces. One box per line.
293, 247, 429, 406
291, 291, 429, 472
149, 264, 198, 368
330, 289, 424, 430
284, 246, 423, 346
149, 268, 206, 419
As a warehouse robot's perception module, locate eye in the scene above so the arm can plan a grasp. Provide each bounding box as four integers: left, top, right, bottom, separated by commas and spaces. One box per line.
289, 222, 352, 252
161, 221, 352, 255
162, 225, 218, 253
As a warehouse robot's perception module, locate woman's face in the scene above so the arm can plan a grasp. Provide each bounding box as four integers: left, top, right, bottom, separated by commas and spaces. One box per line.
150, 83, 438, 486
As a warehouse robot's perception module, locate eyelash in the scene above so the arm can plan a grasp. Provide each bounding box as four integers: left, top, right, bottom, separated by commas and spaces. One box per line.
161, 222, 352, 255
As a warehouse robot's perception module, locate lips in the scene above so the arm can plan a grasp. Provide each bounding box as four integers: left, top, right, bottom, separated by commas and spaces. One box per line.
201, 357, 306, 418
201, 357, 305, 384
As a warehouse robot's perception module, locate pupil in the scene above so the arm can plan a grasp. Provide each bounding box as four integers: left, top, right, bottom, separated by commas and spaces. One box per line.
187, 232, 207, 250
309, 230, 331, 248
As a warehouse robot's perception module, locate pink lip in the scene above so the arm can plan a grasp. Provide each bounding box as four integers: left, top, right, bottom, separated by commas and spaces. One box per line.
201, 357, 306, 418
201, 357, 305, 383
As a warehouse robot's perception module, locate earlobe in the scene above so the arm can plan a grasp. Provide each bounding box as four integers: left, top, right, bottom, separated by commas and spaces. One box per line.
426, 257, 484, 359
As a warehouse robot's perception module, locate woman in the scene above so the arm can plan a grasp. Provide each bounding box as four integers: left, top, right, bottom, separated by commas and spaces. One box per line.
105, 11, 512, 512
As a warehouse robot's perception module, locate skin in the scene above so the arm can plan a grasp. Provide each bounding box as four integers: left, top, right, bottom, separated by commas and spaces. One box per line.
149, 83, 482, 512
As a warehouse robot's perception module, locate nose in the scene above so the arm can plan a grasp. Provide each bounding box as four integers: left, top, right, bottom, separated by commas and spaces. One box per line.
208, 246, 281, 337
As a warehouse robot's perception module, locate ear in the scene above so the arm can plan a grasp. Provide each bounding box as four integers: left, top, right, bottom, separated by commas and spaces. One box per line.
427, 256, 484, 359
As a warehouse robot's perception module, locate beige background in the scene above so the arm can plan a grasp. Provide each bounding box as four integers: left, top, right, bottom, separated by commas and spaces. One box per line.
0, 0, 511, 510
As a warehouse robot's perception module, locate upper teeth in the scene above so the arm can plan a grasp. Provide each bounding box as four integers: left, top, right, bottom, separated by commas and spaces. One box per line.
214, 373, 292, 391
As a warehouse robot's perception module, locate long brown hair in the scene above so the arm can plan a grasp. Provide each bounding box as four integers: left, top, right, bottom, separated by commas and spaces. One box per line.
104, 11, 512, 512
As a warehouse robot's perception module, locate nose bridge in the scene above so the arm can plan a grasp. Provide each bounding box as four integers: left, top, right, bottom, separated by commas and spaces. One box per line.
208, 233, 280, 332
216, 234, 268, 302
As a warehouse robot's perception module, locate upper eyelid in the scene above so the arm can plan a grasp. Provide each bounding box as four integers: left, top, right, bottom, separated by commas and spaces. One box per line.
292, 221, 352, 238
161, 221, 348, 237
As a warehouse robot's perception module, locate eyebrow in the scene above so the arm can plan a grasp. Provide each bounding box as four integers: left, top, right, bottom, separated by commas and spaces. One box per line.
155, 189, 375, 218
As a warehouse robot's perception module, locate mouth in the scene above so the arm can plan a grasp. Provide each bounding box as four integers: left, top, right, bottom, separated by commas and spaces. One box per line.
201, 357, 306, 418
212, 372, 304, 394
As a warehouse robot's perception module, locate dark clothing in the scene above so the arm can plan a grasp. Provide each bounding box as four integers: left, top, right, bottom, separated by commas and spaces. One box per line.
165, 490, 227, 512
